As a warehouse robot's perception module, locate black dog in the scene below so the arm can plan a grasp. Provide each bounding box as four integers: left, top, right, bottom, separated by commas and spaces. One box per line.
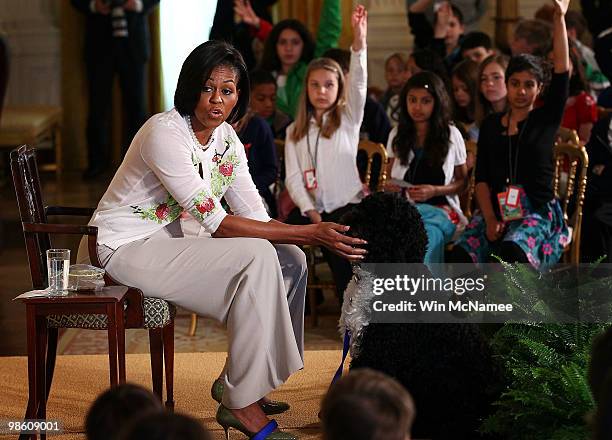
339, 192, 502, 440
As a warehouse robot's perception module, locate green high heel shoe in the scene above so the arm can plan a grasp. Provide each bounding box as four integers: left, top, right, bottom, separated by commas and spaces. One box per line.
211, 378, 290, 415
215, 405, 297, 440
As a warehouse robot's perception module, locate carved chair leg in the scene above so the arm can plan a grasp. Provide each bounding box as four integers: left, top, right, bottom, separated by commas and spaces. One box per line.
36, 319, 47, 439
45, 328, 58, 402
21, 306, 38, 440
149, 328, 163, 402
162, 320, 175, 411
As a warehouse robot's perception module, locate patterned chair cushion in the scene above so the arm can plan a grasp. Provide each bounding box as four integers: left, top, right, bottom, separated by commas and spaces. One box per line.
46, 297, 175, 329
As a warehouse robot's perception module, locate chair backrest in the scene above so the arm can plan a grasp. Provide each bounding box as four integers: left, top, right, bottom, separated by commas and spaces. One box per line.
553, 142, 589, 264
357, 139, 388, 192
10, 145, 51, 289
0, 33, 8, 122
463, 140, 478, 219
557, 127, 580, 146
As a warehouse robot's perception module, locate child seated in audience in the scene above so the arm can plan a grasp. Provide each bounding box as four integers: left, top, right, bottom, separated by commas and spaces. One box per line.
475, 54, 509, 127
85, 384, 163, 440
452, 0, 571, 270
320, 368, 415, 440
554, 43, 598, 143
384, 71, 468, 264
565, 10, 610, 97
258, 0, 341, 118
381, 53, 408, 126
232, 111, 279, 217
452, 58, 480, 141
407, 0, 465, 72
460, 31, 495, 64
588, 326, 612, 440
510, 19, 552, 57
249, 69, 293, 140
581, 113, 612, 263
120, 412, 210, 440
284, 4, 368, 301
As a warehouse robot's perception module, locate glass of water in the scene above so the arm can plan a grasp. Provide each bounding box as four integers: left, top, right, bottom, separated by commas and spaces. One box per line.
46, 249, 70, 295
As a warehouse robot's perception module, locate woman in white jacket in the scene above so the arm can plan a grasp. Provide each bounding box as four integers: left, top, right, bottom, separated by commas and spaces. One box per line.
83, 38, 367, 439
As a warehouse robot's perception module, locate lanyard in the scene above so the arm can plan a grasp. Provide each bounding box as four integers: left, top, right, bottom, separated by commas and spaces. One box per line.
306, 126, 322, 170
506, 111, 529, 185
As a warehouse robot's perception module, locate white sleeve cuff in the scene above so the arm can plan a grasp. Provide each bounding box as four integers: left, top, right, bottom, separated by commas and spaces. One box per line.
242, 209, 272, 223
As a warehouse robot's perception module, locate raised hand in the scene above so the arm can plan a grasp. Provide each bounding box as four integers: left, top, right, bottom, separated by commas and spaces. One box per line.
434, 2, 451, 38
552, 0, 570, 16
233, 0, 261, 28
351, 4, 368, 51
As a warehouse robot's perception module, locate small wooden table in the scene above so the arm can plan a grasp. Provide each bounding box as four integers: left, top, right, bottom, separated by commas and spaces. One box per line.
16, 286, 128, 440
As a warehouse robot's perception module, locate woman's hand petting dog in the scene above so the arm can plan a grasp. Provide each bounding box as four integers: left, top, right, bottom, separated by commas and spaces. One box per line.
312, 222, 368, 261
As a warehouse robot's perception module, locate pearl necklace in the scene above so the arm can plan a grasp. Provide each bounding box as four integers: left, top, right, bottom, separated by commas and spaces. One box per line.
186, 116, 213, 150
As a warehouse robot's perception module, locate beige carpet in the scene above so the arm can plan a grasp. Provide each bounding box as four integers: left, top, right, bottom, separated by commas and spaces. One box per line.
0, 350, 347, 440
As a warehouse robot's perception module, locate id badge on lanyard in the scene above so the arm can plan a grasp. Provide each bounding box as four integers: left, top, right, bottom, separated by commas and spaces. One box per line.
497, 186, 523, 221
304, 127, 321, 191
304, 169, 317, 190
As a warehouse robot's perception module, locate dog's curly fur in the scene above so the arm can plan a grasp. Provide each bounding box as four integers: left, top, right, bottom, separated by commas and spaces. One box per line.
339, 192, 502, 440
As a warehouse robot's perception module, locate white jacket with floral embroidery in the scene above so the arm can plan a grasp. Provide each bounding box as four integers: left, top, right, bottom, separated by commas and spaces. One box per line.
89, 109, 270, 250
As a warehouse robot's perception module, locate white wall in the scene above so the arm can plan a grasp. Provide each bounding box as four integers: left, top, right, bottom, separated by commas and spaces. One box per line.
159, 0, 218, 110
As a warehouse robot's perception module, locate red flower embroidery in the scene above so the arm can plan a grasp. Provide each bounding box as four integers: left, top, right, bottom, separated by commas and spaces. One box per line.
219, 162, 234, 177
155, 203, 169, 220
196, 198, 215, 214
212, 156, 220, 163
542, 243, 553, 255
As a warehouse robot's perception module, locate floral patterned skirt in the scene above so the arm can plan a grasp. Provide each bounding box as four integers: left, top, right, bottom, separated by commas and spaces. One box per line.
454, 198, 569, 271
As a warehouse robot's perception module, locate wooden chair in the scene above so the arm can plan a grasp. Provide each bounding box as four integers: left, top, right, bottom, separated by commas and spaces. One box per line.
357, 139, 389, 191
552, 142, 589, 264
10, 146, 176, 412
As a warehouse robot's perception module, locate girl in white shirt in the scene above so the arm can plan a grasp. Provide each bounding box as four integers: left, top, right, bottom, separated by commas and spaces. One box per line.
284, 7, 368, 300
83, 37, 368, 440
386, 71, 468, 264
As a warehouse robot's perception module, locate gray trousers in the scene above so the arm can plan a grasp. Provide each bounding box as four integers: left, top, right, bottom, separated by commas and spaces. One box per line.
87, 221, 307, 408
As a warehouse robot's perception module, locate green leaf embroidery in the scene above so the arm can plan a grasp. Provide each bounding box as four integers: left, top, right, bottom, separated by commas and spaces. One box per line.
131, 194, 183, 224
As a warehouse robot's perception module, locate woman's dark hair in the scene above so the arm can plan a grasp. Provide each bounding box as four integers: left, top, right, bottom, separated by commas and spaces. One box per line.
393, 71, 452, 169
452, 58, 479, 123
410, 49, 449, 86
86, 384, 163, 440
505, 53, 551, 87
259, 19, 315, 73
174, 40, 249, 124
